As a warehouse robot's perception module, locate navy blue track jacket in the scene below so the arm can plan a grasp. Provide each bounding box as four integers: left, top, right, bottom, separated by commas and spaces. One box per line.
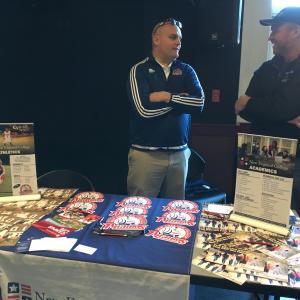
127, 56, 205, 150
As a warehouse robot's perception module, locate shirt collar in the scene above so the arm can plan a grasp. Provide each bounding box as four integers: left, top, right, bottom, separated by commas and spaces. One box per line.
272, 54, 300, 68
149, 54, 175, 68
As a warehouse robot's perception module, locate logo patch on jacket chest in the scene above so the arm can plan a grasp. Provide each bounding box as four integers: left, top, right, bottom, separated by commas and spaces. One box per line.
280, 70, 294, 83
172, 68, 182, 75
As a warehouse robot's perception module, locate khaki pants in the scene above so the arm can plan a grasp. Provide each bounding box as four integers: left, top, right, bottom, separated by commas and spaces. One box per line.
127, 148, 191, 199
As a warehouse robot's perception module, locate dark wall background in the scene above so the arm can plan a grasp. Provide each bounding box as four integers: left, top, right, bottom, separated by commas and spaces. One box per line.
0, 0, 243, 195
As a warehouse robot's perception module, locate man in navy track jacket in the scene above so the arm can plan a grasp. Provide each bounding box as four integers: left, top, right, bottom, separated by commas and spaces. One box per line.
127, 18, 205, 199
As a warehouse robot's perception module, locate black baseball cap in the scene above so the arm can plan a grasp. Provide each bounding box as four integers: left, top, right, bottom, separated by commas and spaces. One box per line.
260, 7, 300, 26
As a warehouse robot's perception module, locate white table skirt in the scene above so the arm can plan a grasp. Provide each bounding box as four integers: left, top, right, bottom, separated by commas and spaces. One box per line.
0, 250, 189, 300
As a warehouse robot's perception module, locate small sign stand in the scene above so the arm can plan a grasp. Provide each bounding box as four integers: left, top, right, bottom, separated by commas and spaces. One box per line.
0, 123, 40, 202
230, 133, 298, 236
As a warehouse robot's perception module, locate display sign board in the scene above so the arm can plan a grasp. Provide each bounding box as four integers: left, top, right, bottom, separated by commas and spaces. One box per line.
230, 133, 298, 236
0, 123, 39, 199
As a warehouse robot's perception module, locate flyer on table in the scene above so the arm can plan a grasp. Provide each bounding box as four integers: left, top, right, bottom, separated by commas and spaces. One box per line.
234, 133, 297, 228
0, 123, 38, 197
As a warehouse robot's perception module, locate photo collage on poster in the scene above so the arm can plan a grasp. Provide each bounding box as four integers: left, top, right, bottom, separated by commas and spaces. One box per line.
0, 188, 77, 246
192, 208, 300, 287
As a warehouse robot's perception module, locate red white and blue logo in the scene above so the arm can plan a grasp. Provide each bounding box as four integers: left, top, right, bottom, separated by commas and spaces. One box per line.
163, 200, 200, 213
103, 215, 148, 230
7, 282, 32, 300
116, 197, 152, 208
146, 224, 191, 245
63, 201, 98, 214
156, 211, 196, 226
109, 206, 148, 216
72, 191, 104, 203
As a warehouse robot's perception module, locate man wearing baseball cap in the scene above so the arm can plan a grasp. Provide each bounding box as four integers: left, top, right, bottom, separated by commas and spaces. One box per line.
235, 7, 300, 212
260, 6, 300, 26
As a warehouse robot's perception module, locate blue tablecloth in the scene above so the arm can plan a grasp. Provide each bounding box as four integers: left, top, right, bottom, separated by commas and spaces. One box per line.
2, 194, 202, 275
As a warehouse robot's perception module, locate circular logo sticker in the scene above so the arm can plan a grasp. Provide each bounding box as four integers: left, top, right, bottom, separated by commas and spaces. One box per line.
64, 201, 98, 214
116, 196, 152, 207
107, 215, 147, 226
72, 192, 104, 203
157, 224, 191, 239
103, 214, 147, 230
145, 224, 191, 245
163, 200, 199, 213
157, 211, 196, 226
20, 184, 33, 195
109, 206, 148, 216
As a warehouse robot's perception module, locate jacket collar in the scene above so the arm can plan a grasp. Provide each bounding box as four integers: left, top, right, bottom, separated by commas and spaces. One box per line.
148, 54, 177, 69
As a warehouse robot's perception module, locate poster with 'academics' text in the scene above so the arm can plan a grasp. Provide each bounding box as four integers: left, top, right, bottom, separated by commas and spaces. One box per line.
0, 123, 38, 197
234, 133, 297, 229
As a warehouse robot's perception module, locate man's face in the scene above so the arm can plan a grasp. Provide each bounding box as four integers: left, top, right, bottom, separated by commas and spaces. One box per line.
153, 24, 182, 61
269, 23, 298, 56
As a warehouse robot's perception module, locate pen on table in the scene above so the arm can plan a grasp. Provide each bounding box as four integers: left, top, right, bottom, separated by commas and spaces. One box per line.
99, 232, 128, 237
243, 240, 274, 246
202, 210, 225, 219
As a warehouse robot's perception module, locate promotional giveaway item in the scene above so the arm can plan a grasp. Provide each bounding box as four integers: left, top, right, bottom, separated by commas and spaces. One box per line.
33, 191, 104, 237
93, 196, 150, 237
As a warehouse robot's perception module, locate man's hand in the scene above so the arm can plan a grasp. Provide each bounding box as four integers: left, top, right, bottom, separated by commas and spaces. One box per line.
288, 116, 300, 128
235, 95, 251, 114
149, 91, 172, 103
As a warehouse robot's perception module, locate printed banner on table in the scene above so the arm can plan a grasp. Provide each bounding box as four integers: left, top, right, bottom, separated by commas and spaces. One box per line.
0, 123, 38, 197
0, 250, 189, 300
233, 133, 298, 230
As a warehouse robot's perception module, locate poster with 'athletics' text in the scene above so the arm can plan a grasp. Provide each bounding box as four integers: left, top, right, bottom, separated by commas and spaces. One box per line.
0, 123, 38, 197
